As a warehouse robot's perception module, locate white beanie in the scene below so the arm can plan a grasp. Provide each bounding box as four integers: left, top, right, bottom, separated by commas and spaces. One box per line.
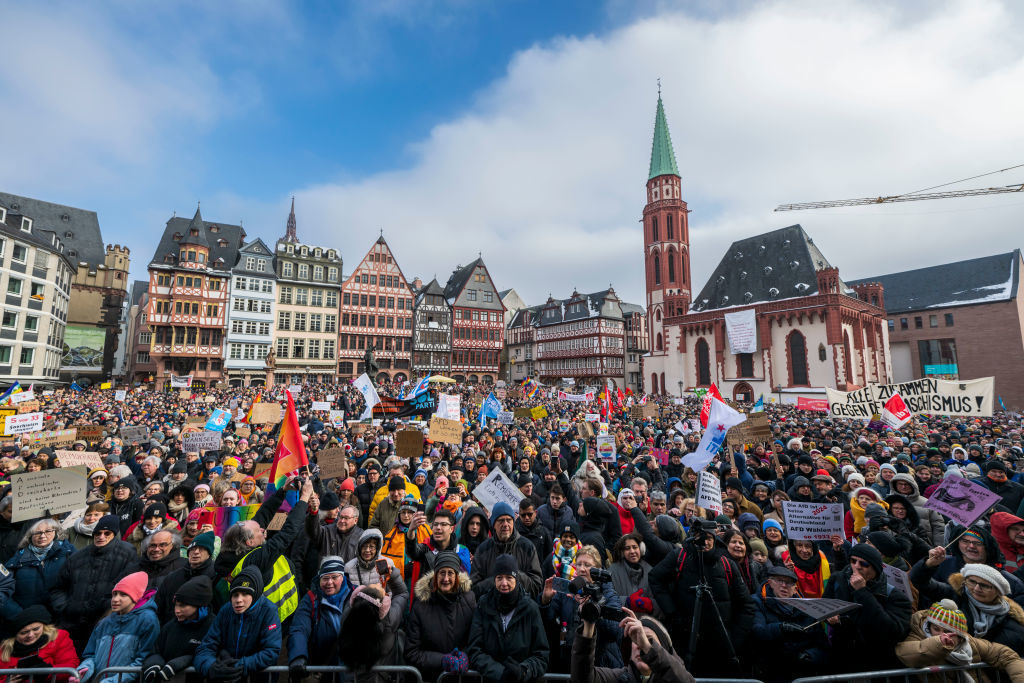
960, 563, 1011, 597
846, 472, 866, 487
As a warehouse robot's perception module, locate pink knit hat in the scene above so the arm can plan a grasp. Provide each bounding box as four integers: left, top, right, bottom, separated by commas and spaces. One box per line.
113, 571, 149, 603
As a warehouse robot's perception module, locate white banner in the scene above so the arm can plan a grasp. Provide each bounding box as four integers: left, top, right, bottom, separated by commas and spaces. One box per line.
170, 374, 192, 388
12, 466, 88, 522
557, 391, 595, 402
114, 390, 127, 402
311, 401, 331, 411
825, 377, 994, 418
696, 471, 723, 515
724, 308, 757, 354
10, 390, 35, 404
497, 411, 514, 425
436, 394, 461, 420
5, 412, 43, 435
782, 501, 845, 541
584, 413, 600, 422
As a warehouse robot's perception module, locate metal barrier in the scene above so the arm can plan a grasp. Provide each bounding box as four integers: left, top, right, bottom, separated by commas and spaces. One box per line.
96, 664, 425, 683
0, 667, 79, 682
438, 671, 760, 683
792, 662, 998, 683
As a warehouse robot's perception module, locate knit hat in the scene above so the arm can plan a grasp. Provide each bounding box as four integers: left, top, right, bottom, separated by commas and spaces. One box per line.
867, 531, 901, 558
960, 563, 1011, 596
188, 531, 216, 556
229, 566, 264, 599
490, 501, 515, 526
11, 605, 52, 633
763, 519, 784, 534
847, 472, 866, 487
223, 457, 240, 468
320, 491, 340, 510
173, 575, 213, 607
749, 538, 769, 557
113, 571, 149, 603
724, 477, 744, 492
399, 494, 418, 515
95, 514, 121, 535
715, 514, 732, 526
493, 553, 517, 578
339, 477, 355, 492
433, 551, 464, 575
925, 599, 968, 636
143, 502, 167, 520
388, 475, 406, 492
318, 556, 347, 578
849, 543, 883, 576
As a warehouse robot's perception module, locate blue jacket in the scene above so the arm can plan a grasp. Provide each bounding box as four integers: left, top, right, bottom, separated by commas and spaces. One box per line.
78, 596, 161, 683
193, 596, 281, 676
287, 584, 351, 665
1, 540, 75, 619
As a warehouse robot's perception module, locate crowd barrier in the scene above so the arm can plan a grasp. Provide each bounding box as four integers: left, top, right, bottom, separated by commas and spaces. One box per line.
792, 662, 1000, 683
0, 667, 79, 682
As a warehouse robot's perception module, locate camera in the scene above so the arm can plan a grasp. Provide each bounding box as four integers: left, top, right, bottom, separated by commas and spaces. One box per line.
688, 519, 718, 545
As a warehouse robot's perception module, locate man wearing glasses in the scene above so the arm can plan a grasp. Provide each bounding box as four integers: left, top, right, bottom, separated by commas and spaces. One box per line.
306, 503, 364, 563
406, 509, 471, 576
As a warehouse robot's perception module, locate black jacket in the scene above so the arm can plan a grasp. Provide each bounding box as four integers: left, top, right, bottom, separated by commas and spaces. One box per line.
154, 559, 219, 623
468, 587, 549, 682
822, 565, 912, 672
141, 611, 214, 683
751, 582, 829, 682
469, 530, 543, 598
109, 490, 145, 536
406, 570, 477, 682
139, 552, 187, 591
515, 517, 553, 567
51, 539, 139, 627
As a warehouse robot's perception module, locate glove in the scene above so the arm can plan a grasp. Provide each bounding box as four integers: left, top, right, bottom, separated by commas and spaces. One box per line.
579, 599, 600, 624
441, 649, 469, 673
780, 622, 805, 635
500, 664, 521, 683
626, 589, 654, 614
142, 664, 163, 683
160, 657, 191, 680
211, 660, 242, 682
289, 657, 308, 675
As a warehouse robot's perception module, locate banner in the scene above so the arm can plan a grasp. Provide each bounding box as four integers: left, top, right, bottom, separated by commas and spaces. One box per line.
312, 401, 331, 411
5, 412, 43, 435
60, 325, 105, 371
924, 476, 1003, 528
696, 471, 723, 515
12, 466, 88, 521
10, 390, 35, 405
782, 501, 845, 541
557, 391, 595, 402
204, 409, 231, 432
471, 468, 524, 515
724, 308, 757, 354
825, 377, 994, 418
584, 413, 600, 422
170, 374, 193, 388
796, 397, 829, 412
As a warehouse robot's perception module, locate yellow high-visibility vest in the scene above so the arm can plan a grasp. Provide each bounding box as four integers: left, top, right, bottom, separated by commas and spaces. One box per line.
232, 550, 298, 622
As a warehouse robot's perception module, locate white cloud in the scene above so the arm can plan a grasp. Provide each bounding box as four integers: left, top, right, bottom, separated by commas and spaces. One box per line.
285, 0, 1024, 307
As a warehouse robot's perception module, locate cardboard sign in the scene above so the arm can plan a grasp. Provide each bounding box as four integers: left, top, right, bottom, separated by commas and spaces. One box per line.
289, 385, 302, 395
744, 412, 772, 441
55, 450, 104, 470
75, 425, 105, 443
530, 406, 548, 419
429, 416, 463, 444
5, 412, 43, 435
312, 401, 331, 411
883, 563, 913, 600
254, 462, 273, 480
514, 408, 533, 419
204, 396, 216, 404
234, 426, 251, 439
120, 425, 150, 443
696, 471, 723, 515
267, 512, 288, 531
16, 401, 40, 414
782, 501, 845, 541
497, 410, 514, 425
182, 430, 222, 452
925, 476, 1003, 528
471, 468, 525, 514
23, 429, 77, 449
596, 434, 616, 462
249, 403, 283, 424
577, 421, 594, 438
11, 466, 88, 522
396, 430, 423, 460
10, 390, 36, 404
186, 416, 207, 426
317, 447, 347, 479
178, 390, 192, 400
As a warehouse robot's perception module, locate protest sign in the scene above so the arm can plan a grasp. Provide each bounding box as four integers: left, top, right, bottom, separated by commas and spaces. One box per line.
182, 430, 222, 453
530, 406, 548, 419
496, 388, 506, 400
825, 377, 994, 418
598, 422, 609, 435
170, 375, 192, 388
119, 425, 150, 444
696, 471, 723, 515
55, 450, 104, 470
185, 416, 207, 426
775, 598, 860, 622
16, 400, 40, 413
782, 501, 845, 541
471, 468, 524, 514
23, 429, 77, 449
317, 448, 347, 479
437, 394, 461, 420
234, 426, 251, 439
924, 476, 1002, 528
652, 448, 669, 466
497, 410, 514, 425
724, 308, 757, 354
75, 425, 104, 443
12, 466, 88, 522
205, 409, 231, 432
267, 512, 288, 531
289, 385, 302, 395
178, 390, 192, 400
5, 412, 43, 435
254, 463, 273, 480
429, 416, 463, 444
596, 435, 616, 462
883, 564, 913, 600
514, 408, 533, 419
114, 390, 127, 402
558, 418, 570, 432
10, 390, 35, 404
249, 403, 283, 424
328, 410, 345, 427
745, 412, 772, 440
577, 421, 594, 438
584, 413, 600, 422
396, 430, 423, 460
229, 399, 239, 409
796, 397, 829, 412
326, 394, 336, 402
312, 401, 331, 411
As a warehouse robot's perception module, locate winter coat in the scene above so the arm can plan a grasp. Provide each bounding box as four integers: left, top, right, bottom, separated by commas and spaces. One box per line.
536, 501, 575, 540
822, 565, 912, 672
627, 507, 677, 568
1, 540, 76, 619
913, 527, 1024, 604
750, 581, 829, 682
570, 632, 694, 683
305, 515, 363, 563
469, 529, 543, 598
0, 628, 79, 680
979, 477, 1024, 515
457, 506, 491, 557
515, 517, 553, 567
193, 595, 281, 678
467, 587, 549, 682
367, 478, 422, 524
51, 540, 139, 629
342, 528, 408, 596
287, 583, 352, 673
406, 570, 477, 682
153, 559, 219, 623
891, 474, 945, 545
140, 610, 214, 683
108, 489, 145, 536
991, 511, 1024, 573
77, 597, 161, 683
542, 580, 624, 673
124, 517, 181, 552
610, 557, 659, 618
895, 610, 1024, 683
908, 569, 1024, 653
0, 518, 30, 565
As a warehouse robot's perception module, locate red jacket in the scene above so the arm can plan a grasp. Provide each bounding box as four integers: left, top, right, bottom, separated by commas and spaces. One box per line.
0, 628, 79, 681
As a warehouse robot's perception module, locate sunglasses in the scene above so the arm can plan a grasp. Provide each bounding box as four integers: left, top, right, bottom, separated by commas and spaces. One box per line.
849, 558, 873, 569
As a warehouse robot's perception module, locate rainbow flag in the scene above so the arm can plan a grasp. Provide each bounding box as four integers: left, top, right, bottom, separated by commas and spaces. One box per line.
269, 389, 308, 492
205, 504, 261, 537
0, 382, 22, 405
242, 390, 262, 424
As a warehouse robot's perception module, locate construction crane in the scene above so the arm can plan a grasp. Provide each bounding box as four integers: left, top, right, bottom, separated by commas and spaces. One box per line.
775, 163, 1024, 211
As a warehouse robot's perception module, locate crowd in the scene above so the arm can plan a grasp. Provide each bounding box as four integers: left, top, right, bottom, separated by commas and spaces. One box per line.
0, 381, 1023, 683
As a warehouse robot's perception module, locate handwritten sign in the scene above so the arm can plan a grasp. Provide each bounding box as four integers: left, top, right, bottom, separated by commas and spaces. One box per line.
120, 425, 150, 444
76, 425, 105, 443
596, 435, 616, 462
10, 390, 36, 404
514, 408, 532, 419
782, 501, 845, 541
12, 466, 88, 521
328, 410, 345, 426
178, 390, 192, 400
23, 429, 77, 449
254, 463, 273, 480
471, 467, 524, 514
5, 412, 43, 435
234, 426, 251, 439
429, 416, 463, 445
584, 413, 600, 422
396, 430, 423, 460
530, 406, 548, 419
317, 447, 347, 479
249, 403, 283, 424
55, 450, 104, 471
696, 471, 723, 515
267, 512, 288, 531
924, 476, 1003, 528
577, 421, 594, 438
497, 411, 514, 425
182, 430, 222, 453
114, 390, 127, 402
312, 401, 331, 411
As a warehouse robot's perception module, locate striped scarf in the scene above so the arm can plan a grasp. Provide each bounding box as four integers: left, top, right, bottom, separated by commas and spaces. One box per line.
551, 540, 581, 579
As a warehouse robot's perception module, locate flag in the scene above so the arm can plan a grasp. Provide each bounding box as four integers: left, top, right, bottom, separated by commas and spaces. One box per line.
243, 391, 262, 424
205, 409, 231, 432
0, 382, 22, 405
999, 395, 1006, 411
639, 394, 647, 405
684, 398, 747, 472
408, 376, 430, 399
881, 392, 912, 429
616, 388, 625, 409
353, 373, 380, 420
269, 390, 309, 492
752, 395, 765, 413
478, 392, 502, 423
699, 384, 723, 428
70, 381, 82, 392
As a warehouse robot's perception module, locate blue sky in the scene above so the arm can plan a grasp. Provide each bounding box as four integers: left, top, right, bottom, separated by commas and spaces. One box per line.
3, 0, 1024, 305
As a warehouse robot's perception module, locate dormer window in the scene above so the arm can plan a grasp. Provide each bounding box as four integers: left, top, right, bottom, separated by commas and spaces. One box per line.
209, 225, 219, 233
190, 229, 199, 237
328, 250, 336, 259
218, 238, 227, 247
286, 245, 294, 254
173, 232, 183, 241
0, 208, 5, 223
20, 217, 32, 232
164, 254, 174, 263
314, 248, 322, 258
301, 247, 308, 257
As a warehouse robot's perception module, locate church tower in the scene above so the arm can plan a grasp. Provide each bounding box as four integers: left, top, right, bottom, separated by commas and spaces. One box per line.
643, 92, 691, 370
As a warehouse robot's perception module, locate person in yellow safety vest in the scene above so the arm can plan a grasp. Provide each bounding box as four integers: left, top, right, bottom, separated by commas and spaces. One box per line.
214, 476, 314, 623
381, 496, 431, 581
367, 458, 422, 523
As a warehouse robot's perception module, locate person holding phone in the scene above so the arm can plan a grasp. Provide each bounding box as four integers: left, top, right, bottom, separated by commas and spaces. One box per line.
572, 606, 694, 683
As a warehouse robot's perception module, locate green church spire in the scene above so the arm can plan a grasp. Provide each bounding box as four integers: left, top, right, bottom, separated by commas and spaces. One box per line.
648, 94, 679, 180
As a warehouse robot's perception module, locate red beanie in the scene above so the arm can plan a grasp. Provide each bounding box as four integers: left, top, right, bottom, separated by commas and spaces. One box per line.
113, 571, 149, 604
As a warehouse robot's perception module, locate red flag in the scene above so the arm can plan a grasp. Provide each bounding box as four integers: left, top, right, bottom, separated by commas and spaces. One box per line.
699, 383, 723, 428
881, 392, 912, 429
616, 388, 625, 409
269, 390, 309, 490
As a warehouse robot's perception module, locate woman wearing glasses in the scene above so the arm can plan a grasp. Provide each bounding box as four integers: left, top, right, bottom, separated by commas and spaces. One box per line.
0, 519, 75, 622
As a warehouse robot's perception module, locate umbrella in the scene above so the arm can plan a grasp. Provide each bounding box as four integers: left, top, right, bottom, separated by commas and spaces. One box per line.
426, 375, 457, 383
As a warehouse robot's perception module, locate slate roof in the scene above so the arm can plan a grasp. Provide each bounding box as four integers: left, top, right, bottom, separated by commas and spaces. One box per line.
0, 191, 105, 267
690, 224, 856, 313
130, 280, 148, 306
232, 238, 277, 277
443, 257, 484, 302
148, 213, 245, 272
620, 302, 645, 316
415, 278, 448, 306
849, 249, 1021, 314
525, 289, 625, 327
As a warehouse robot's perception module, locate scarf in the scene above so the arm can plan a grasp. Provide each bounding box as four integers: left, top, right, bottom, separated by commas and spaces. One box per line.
168, 500, 188, 517
75, 518, 99, 536
551, 540, 580, 579
12, 632, 51, 657
30, 542, 54, 561
143, 523, 162, 537
965, 592, 1010, 638
927, 624, 975, 683
321, 589, 346, 634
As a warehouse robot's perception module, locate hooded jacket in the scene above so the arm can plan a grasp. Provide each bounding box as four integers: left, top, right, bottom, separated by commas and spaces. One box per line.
406, 569, 477, 682
751, 581, 829, 680
822, 565, 912, 672
627, 507, 678, 569
913, 525, 1024, 603
468, 585, 549, 682
991, 511, 1024, 573
457, 506, 491, 556
895, 610, 1024, 682
51, 539, 139, 628
0, 539, 75, 619
154, 558, 219, 623
890, 474, 945, 545
193, 566, 282, 678
77, 594, 161, 683
579, 497, 611, 561
342, 528, 407, 595
108, 479, 146, 535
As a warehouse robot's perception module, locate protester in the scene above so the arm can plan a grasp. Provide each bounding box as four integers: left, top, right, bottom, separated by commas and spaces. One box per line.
140, 575, 214, 683
75, 571, 161, 683
0, 606, 79, 676
287, 557, 353, 681
1, 519, 75, 621
406, 551, 476, 681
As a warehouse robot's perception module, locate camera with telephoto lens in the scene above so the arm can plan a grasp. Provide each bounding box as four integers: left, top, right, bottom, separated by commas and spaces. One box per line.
688, 519, 718, 545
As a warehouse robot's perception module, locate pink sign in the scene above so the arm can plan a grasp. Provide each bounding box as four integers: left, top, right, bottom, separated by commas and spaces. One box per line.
652, 448, 670, 466
925, 476, 1003, 528
797, 397, 829, 412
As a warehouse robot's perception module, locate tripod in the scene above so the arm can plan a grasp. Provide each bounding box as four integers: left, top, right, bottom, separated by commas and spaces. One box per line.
684, 545, 739, 674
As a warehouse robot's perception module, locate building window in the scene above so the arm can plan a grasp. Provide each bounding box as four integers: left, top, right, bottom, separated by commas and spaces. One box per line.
2, 311, 16, 328
899, 317, 908, 330
11, 245, 27, 264
484, 291, 493, 303
311, 289, 323, 306
343, 293, 351, 305
0, 346, 10, 364
467, 290, 477, 301
295, 288, 308, 305
737, 353, 754, 377
695, 338, 711, 385
136, 351, 150, 363
914, 316, 923, 329
667, 249, 676, 282
308, 339, 320, 359
887, 319, 895, 332
294, 313, 307, 331
283, 262, 293, 277
298, 264, 309, 280
788, 331, 809, 385
246, 257, 256, 270
24, 316, 38, 332
276, 338, 289, 358
19, 347, 34, 365
7, 278, 22, 296
279, 287, 292, 304
328, 267, 338, 282
918, 338, 958, 376
929, 315, 938, 328
292, 339, 304, 358
325, 315, 337, 333
653, 253, 661, 285
314, 267, 324, 281
278, 312, 290, 330
651, 217, 658, 241
945, 313, 954, 326
326, 291, 337, 307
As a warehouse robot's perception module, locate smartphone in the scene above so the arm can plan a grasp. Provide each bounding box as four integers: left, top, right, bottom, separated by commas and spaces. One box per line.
600, 605, 626, 622
552, 577, 573, 594
375, 559, 389, 575
415, 502, 425, 513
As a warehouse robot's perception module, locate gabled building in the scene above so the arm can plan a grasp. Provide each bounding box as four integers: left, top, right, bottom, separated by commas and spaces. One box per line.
411, 278, 452, 378
506, 306, 540, 383
145, 206, 240, 389
338, 236, 414, 382
534, 288, 627, 387
122, 280, 154, 385
444, 257, 505, 383
226, 238, 276, 387
621, 302, 649, 393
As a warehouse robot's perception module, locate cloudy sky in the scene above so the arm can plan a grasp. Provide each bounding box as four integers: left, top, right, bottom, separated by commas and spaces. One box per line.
2, 0, 1023, 306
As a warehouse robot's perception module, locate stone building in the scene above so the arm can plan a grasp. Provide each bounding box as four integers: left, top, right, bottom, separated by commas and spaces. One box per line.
444, 258, 505, 384
411, 278, 452, 379
225, 238, 276, 387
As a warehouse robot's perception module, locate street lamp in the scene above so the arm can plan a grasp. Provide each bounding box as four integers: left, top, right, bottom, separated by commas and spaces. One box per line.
677, 380, 683, 398
775, 384, 782, 404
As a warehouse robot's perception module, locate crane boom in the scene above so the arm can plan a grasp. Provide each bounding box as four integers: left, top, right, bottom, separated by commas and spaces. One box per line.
774, 183, 1024, 211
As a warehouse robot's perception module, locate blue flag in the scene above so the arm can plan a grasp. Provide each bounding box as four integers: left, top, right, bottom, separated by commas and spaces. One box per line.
408, 376, 430, 399
205, 408, 231, 432
478, 392, 502, 423
752, 395, 765, 413
999, 395, 1006, 411
70, 381, 83, 392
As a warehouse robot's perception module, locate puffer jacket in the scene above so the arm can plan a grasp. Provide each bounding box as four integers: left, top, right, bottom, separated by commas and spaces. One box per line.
469, 529, 543, 598
536, 501, 575, 541
890, 474, 944, 545
896, 610, 1024, 682
468, 586, 549, 682
51, 540, 139, 629
406, 570, 477, 682
1, 540, 76, 619
0, 627, 79, 678
77, 596, 161, 683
